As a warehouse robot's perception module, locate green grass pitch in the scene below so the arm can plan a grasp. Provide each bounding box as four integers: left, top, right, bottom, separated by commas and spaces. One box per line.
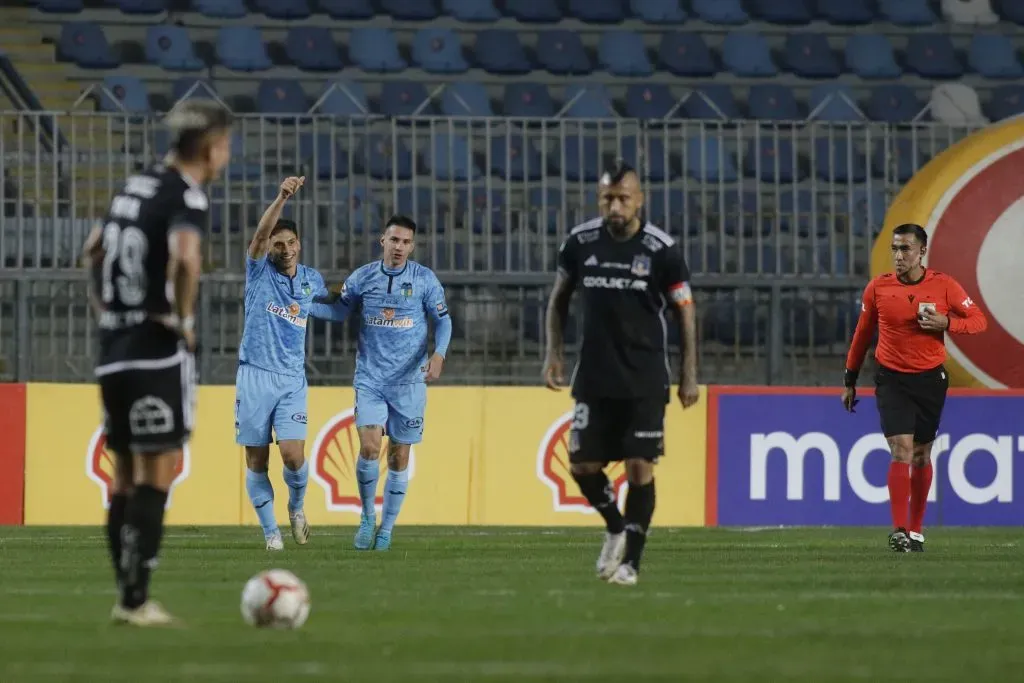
1, 526, 1022, 682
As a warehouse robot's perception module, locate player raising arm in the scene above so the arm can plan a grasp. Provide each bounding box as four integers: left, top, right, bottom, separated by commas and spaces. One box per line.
843, 223, 986, 553
310, 215, 452, 550
543, 162, 699, 587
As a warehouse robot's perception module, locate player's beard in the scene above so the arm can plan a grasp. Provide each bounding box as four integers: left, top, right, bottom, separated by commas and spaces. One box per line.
604, 215, 634, 239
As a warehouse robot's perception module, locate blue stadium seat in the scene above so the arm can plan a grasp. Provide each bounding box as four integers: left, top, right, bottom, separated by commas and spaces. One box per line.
503, 83, 556, 117
379, 81, 435, 116
171, 78, 217, 102
413, 28, 469, 74
256, 80, 308, 115
536, 30, 591, 75
298, 133, 348, 180
777, 190, 818, 236
745, 138, 801, 183
906, 34, 963, 78
109, 0, 167, 13
442, 0, 500, 21
287, 28, 342, 71
355, 135, 413, 180
692, 0, 748, 24
867, 85, 923, 122
878, 0, 936, 25
38, 0, 83, 12
685, 85, 742, 119
428, 134, 480, 181
996, 0, 1024, 24
809, 84, 863, 122
813, 138, 867, 183
987, 84, 1024, 120
969, 34, 1023, 79
383, 0, 439, 20
440, 82, 493, 116
625, 84, 676, 119
598, 31, 653, 76
192, 0, 246, 19
845, 34, 901, 79
631, 0, 686, 23
685, 137, 737, 182
747, 84, 800, 120
658, 32, 715, 77
59, 23, 119, 69
394, 187, 443, 226
474, 30, 531, 74
526, 187, 564, 235
505, 0, 561, 21
315, 81, 369, 117
751, 0, 812, 24
563, 84, 616, 118
784, 34, 840, 78
146, 25, 203, 71
349, 28, 407, 72
569, 0, 625, 22
552, 137, 601, 182
216, 27, 271, 71
255, 0, 311, 19
741, 244, 780, 275
722, 32, 778, 77
99, 75, 149, 113
816, 0, 872, 24
227, 134, 262, 181
645, 189, 690, 232
331, 184, 380, 234
457, 187, 506, 234
619, 136, 670, 182
873, 138, 923, 182
490, 135, 543, 181
320, 0, 373, 19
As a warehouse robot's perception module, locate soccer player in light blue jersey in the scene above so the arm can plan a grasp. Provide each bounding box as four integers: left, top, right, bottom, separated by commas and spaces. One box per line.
309, 215, 452, 551
236, 176, 338, 551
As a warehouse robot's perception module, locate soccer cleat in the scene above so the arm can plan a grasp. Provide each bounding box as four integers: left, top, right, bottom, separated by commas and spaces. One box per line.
111, 601, 177, 627
265, 530, 284, 552
354, 514, 376, 550
607, 563, 638, 586
374, 530, 392, 551
289, 510, 310, 545
909, 531, 925, 553
595, 531, 626, 580
888, 527, 911, 553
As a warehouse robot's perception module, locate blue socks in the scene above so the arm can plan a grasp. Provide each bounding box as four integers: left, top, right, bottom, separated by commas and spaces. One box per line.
380, 468, 409, 534
245, 469, 278, 538
282, 460, 308, 514
355, 456, 379, 519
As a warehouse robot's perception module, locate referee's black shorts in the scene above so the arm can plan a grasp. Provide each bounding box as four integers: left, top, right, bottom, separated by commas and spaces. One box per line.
874, 364, 949, 444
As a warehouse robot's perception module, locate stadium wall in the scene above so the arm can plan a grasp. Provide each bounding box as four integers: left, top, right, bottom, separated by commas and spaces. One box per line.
1, 384, 1022, 527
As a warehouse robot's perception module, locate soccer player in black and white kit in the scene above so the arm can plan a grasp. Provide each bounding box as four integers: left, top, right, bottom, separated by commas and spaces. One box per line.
543, 162, 700, 586
83, 101, 233, 626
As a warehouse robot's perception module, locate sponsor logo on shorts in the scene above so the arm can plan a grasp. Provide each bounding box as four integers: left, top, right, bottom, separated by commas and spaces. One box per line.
405, 417, 423, 429
266, 301, 307, 328
634, 430, 663, 439
366, 308, 414, 329
291, 413, 307, 424
536, 411, 627, 513
310, 410, 417, 513
85, 426, 189, 510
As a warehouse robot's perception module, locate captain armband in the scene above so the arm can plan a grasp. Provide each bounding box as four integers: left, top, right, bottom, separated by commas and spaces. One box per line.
668, 282, 693, 306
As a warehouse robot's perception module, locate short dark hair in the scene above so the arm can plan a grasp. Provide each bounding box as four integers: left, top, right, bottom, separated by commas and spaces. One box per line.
600, 160, 637, 186
270, 218, 297, 238
893, 223, 928, 247
165, 100, 234, 162
385, 214, 417, 233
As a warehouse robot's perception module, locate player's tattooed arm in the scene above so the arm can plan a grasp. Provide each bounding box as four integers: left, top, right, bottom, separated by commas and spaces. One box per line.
543, 270, 574, 390
247, 176, 304, 260
678, 301, 699, 408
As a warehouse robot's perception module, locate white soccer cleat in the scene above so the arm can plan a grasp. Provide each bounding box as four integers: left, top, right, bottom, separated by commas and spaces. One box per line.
266, 531, 284, 552
596, 531, 626, 580
111, 600, 177, 627
289, 510, 310, 545
607, 564, 639, 586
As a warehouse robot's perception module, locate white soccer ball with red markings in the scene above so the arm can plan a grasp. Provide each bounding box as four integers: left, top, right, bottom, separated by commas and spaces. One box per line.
241, 569, 311, 629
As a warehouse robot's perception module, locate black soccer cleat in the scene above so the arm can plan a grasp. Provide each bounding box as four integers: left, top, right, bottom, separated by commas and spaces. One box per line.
909, 531, 925, 553
888, 528, 911, 553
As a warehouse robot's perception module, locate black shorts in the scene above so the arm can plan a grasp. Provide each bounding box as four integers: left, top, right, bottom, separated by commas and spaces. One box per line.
874, 364, 948, 444
568, 396, 666, 464
97, 348, 197, 454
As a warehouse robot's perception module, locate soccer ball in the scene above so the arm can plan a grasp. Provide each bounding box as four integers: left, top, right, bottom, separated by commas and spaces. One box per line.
240, 569, 311, 629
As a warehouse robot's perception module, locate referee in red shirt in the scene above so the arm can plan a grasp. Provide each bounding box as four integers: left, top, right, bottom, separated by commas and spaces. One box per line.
843, 224, 987, 553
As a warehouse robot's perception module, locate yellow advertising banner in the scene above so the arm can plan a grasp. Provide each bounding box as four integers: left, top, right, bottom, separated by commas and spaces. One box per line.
23, 384, 706, 527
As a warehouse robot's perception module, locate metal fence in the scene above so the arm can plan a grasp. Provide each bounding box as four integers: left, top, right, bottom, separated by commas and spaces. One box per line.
0, 113, 978, 384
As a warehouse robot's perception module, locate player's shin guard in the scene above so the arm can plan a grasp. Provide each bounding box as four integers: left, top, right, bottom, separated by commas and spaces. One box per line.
571, 471, 625, 534
379, 468, 409, 534
887, 462, 911, 530
106, 493, 128, 589
909, 463, 933, 534
119, 485, 168, 609
282, 460, 309, 514
622, 480, 656, 572
245, 469, 278, 537
355, 456, 379, 519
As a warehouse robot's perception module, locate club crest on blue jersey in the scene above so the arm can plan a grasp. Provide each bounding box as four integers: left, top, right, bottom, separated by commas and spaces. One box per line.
631, 254, 652, 277
400, 282, 414, 298
301, 281, 312, 296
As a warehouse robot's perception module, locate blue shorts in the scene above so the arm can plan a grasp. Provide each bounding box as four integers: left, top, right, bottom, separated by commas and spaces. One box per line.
235, 363, 308, 446
354, 382, 427, 445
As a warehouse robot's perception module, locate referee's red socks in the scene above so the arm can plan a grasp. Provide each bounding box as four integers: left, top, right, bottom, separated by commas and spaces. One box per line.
909, 463, 933, 534
887, 462, 911, 530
